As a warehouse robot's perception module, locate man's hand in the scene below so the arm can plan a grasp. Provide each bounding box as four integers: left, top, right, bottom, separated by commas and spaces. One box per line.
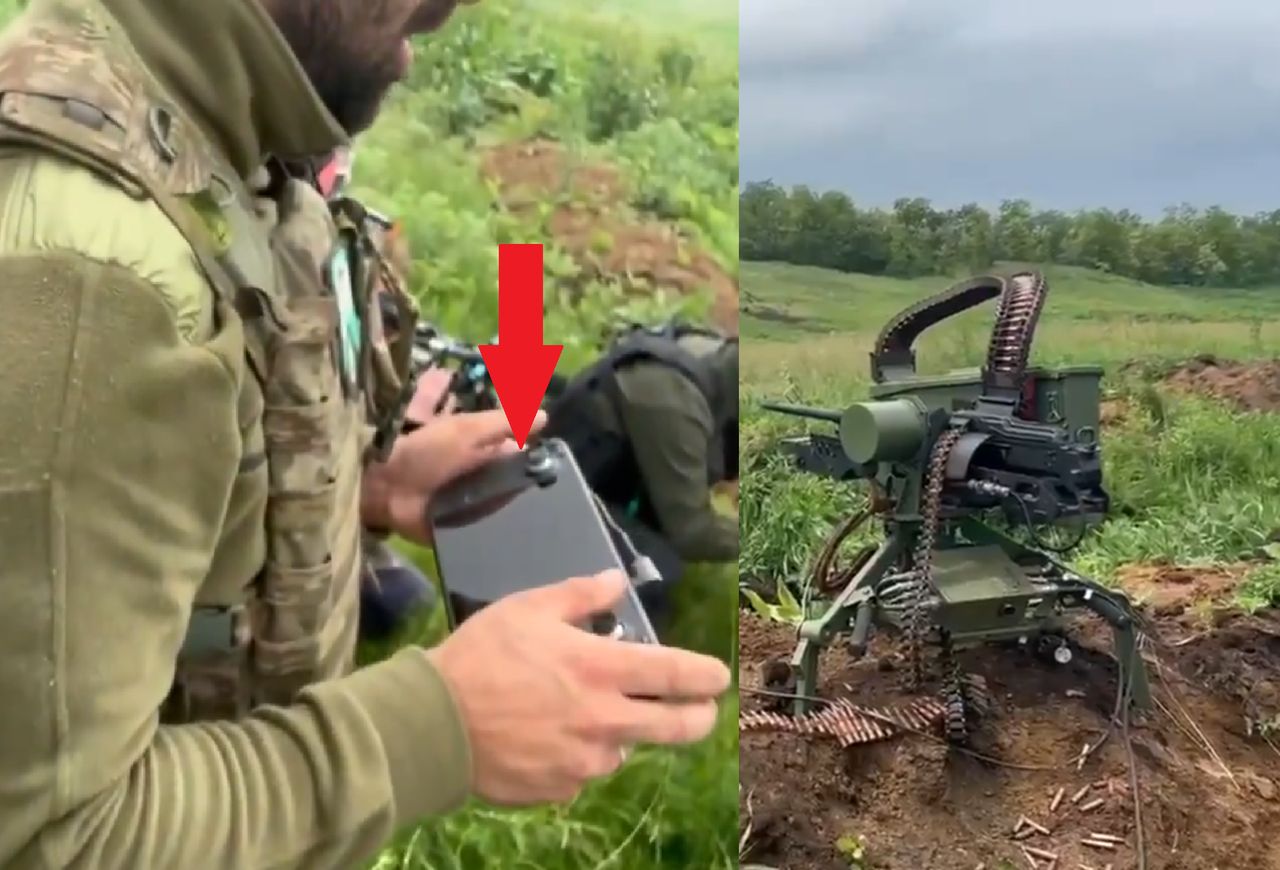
361, 368, 546, 543
425, 570, 731, 806
405, 366, 457, 421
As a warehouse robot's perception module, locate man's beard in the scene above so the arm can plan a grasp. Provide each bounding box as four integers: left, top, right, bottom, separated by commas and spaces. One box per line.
269, 2, 404, 136
309, 62, 399, 136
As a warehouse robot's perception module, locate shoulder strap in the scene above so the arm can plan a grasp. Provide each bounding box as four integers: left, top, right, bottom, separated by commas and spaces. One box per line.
0, 0, 254, 306
606, 326, 719, 400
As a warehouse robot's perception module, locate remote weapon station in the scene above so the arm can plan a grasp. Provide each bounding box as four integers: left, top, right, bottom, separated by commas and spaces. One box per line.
761, 271, 1152, 744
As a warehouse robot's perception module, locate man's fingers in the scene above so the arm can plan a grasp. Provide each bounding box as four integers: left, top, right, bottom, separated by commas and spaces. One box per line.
453, 408, 521, 446
457, 408, 548, 446
575, 696, 721, 747
527, 408, 548, 437
579, 640, 732, 701
516, 571, 629, 622
406, 368, 454, 423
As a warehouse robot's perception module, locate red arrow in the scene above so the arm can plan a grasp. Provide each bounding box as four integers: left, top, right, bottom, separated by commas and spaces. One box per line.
479, 244, 563, 448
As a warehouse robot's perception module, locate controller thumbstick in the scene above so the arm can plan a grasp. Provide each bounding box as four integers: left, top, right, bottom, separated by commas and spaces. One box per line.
526, 446, 558, 487
589, 613, 627, 640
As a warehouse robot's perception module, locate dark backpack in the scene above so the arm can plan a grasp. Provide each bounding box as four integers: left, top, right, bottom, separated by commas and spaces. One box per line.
542, 321, 736, 518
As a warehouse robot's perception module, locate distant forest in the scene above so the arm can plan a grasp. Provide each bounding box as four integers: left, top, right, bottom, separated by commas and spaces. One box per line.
740, 180, 1280, 288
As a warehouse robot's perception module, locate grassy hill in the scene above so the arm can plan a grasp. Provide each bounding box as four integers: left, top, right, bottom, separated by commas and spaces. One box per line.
540, 0, 737, 46
741, 260, 1280, 399
740, 259, 1280, 609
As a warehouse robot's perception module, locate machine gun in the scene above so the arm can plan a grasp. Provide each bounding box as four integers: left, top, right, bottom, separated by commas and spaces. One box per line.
762, 271, 1151, 744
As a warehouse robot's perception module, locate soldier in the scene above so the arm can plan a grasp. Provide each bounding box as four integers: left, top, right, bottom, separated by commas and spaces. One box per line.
0, 1, 732, 868
541, 321, 740, 630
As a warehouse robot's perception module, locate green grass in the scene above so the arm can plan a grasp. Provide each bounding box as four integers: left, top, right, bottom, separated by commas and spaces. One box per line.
740, 260, 1280, 612
538, 0, 738, 49
353, 2, 740, 868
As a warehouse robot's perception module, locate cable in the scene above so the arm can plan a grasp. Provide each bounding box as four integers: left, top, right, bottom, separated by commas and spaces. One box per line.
1008, 494, 1089, 554
1117, 634, 1148, 870
591, 491, 662, 588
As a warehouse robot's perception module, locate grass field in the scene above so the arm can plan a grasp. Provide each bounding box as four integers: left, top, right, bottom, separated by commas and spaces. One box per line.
740, 259, 1280, 614
738, 259, 1280, 869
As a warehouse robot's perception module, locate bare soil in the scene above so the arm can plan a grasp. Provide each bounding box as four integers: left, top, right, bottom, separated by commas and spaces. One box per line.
739, 568, 1280, 870
1159, 356, 1280, 413
478, 139, 739, 336
1098, 399, 1130, 428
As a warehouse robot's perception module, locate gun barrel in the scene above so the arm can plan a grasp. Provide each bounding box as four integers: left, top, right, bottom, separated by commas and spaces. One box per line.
760, 401, 842, 424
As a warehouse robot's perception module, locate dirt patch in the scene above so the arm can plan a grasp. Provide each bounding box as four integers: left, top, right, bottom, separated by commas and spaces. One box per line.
743, 303, 813, 327
739, 569, 1280, 870
1160, 355, 1280, 413
1099, 398, 1129, 428
478, 139, 739, 337
480, 139, 626, 210
1113, 562, 1256, 620
1171, 608, 1280, 736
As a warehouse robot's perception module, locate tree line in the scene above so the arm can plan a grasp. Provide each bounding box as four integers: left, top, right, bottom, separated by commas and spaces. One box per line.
740, 180, 1280, 288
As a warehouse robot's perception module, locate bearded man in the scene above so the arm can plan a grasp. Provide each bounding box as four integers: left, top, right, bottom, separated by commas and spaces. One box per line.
0, 1, 731, 868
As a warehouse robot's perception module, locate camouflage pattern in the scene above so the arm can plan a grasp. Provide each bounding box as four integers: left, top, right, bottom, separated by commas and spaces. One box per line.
0, 0, 241, 214
0, 0, 418, 720
360, 212, 422, 448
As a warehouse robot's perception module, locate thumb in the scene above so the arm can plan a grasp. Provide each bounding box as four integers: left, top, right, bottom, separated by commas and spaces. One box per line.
523, 570, 629, 623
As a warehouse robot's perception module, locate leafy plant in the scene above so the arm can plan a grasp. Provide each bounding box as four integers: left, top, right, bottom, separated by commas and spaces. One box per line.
741, 577, 805, 626
835, 833, 871, 869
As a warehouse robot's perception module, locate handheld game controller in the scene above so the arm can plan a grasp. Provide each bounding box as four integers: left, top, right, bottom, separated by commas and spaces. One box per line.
427, 438, 660, 645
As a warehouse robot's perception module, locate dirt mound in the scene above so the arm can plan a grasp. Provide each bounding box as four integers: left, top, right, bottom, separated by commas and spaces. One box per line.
1170, 609, 1280, 736
480, 139, 625, 208
1160, 356, 1280, 413
1113, 562, 1255, 618
739, 573, 1280, 870
479, 139, 739, 336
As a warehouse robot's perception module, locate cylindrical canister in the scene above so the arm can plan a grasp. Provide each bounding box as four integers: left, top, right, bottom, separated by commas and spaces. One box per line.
839, 398, 927, 464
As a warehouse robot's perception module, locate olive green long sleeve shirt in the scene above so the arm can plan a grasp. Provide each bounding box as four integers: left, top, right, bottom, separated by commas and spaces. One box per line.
612, 363, 739, 564
0, 0, 472, 867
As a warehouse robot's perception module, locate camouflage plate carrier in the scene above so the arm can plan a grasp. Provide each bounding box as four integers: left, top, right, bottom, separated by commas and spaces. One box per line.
0, 0, 421, 722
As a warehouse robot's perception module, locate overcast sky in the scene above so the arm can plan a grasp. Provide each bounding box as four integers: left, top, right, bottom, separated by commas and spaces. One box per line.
740, 0, 1280, 216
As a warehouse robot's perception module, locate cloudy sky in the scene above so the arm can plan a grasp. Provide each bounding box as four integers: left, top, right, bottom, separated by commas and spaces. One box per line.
740, 0, 1280, 216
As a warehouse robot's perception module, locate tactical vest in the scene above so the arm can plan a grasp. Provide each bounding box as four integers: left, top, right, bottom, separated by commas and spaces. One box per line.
541, 321, 736, 521
0, 1, 419, 722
